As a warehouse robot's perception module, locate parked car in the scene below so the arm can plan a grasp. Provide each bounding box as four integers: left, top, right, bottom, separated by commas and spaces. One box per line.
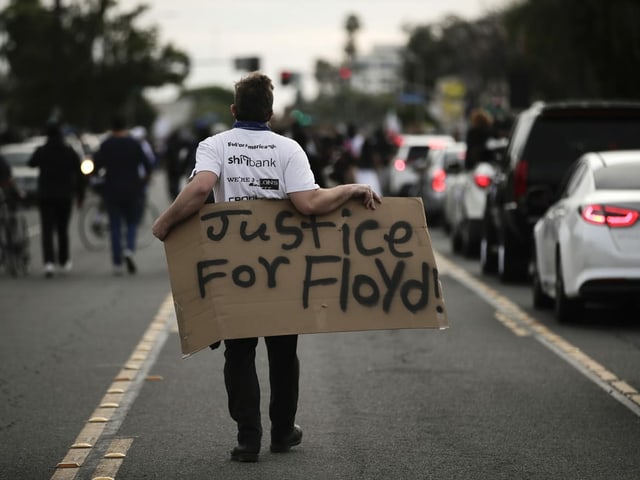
382, 133, 456, 196
0, 138, 45, 206
0, 134, 90, 207
532, 150, 640, 322
381, 133, 456, 224
444, 139, 506, 256
480, 100, 640, 282
410, 140, 467, 224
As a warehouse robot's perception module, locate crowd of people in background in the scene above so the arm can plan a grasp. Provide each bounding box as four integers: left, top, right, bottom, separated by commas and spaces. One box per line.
0, 98, 513, 279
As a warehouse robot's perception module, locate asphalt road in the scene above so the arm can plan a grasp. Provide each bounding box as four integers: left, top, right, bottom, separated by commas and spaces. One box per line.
1, 174, 639, 480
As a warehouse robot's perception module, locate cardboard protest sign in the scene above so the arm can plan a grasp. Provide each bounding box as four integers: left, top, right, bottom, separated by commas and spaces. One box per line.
163, 197, 448, 357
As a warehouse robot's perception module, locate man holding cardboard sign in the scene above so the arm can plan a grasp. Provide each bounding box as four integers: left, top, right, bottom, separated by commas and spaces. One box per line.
152, 72, 381, 463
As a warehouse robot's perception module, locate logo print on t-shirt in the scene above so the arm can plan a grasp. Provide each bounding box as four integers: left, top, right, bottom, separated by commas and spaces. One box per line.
249, 178, 279, 190
227, 155, 275, 167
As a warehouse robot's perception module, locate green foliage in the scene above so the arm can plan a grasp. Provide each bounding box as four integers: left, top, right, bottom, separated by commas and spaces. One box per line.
404, 14, 508, 106
0, 0, 190, 130
503, 0, 640, 101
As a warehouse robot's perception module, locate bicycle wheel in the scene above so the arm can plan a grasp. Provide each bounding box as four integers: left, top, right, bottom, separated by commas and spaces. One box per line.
137, 200, 160, 249
4, 215, 24, 276
14, 214, 30, 275
78, 199, 109, 251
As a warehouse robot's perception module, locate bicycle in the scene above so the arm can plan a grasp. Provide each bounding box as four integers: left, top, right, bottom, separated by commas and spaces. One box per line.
77, 189, 160, 252
0, 191, 30, 276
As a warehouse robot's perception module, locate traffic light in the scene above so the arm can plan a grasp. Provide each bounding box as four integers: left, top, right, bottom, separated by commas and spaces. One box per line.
338, 66, 352, 80
281, 70, 292, 85
234, 56, 260, 72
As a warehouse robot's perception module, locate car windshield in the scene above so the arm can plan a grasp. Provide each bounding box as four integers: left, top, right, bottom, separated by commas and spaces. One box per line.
523, 116, 640, 188
594, 163, 640, 190
407, 146, 430, 163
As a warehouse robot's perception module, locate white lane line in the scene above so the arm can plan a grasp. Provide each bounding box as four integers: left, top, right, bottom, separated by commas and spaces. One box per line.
51, 294, 175, 480
435, 252, 640, 417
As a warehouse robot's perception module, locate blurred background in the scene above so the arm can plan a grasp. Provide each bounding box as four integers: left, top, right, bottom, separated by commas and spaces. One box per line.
0, 0, 639, 183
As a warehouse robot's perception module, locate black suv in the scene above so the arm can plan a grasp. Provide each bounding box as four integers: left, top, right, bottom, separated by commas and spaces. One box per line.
480, 100, 640, 281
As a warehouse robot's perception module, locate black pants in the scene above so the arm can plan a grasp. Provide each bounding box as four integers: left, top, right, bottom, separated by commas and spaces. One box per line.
223, 335, 299, 447
38, 197, 72, 265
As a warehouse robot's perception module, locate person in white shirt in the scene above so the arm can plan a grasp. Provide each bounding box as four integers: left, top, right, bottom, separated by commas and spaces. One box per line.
152, 72, 381, 463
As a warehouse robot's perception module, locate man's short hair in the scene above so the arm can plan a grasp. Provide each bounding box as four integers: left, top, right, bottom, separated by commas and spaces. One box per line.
234, 72, 274, 122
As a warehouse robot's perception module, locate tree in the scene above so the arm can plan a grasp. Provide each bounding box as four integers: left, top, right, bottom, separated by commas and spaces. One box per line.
403, 14, 509, 108
503, 0, 640, 101
0, 0, 190, 130
344, 14, 360, 64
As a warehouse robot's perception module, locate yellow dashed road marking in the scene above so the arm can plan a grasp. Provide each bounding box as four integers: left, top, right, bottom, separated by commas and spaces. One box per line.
436, 252, 640, 417
50, 294, 175, 480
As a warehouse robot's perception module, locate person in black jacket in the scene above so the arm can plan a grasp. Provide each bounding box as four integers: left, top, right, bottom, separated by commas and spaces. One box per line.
29, 123, 86, 278
464, 108, 494, 171
93, 116, 152, 275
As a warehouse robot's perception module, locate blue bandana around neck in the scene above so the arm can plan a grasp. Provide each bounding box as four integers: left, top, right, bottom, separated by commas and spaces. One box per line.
233, 120, 271, 131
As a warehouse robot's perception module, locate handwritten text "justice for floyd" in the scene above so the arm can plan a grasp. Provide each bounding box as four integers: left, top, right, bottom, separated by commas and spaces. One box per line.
195, 207, 441, 313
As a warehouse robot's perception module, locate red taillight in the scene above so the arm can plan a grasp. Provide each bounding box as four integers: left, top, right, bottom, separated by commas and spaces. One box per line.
474, 174, 492, 188
431, 168, 446, 193
581, 204, 639, 227
513, 160, 528, 201
393, 158, 406, 172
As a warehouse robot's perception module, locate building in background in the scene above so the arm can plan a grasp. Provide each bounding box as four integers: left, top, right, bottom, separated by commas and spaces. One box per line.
351, 45, 403, 95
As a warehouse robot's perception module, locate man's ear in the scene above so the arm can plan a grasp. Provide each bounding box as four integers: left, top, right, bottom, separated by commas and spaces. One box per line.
230, 104, 237, 117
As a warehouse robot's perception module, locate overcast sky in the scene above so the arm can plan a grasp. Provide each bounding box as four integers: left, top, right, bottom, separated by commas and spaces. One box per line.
117, 0, 513, 108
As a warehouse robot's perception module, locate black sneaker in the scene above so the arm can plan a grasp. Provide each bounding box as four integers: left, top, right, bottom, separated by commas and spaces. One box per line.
230, 444, 260, 463
270, 424, 303, 453
124, 254, 137, 274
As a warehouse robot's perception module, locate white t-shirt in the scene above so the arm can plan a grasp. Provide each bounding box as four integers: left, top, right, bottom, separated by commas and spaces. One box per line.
193, 126, 319, 202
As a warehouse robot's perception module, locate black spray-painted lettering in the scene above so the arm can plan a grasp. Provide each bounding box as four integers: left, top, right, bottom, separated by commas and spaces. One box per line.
233, 265, 255, 288
240, 220, 269, 242
258, 256, 290, 287
197, 256, 290, 297
201, 210, 251, 241
203, 207, 415, 259
302, 255, 341, 308
196, 206, 437, 315
302, 255, 432, 314
374, 258, 405, 313
400, 262, 430, 312
198, 259, 228, 297
341, 208, 352, 255
384, 221, 413, 258
275, 210, 303, 250
355, 219, 384, 256
301, 216, 336, 248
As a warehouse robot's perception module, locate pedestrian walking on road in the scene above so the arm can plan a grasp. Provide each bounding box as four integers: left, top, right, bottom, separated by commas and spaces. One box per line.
93, 116, 152, 275
152, 71, 381, 463
464, 108, 494, 171
28, 122, 86, 278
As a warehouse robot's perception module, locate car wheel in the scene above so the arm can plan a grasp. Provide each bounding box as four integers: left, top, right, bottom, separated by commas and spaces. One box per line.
442, 218, 451, 235
462, 219, 481, 258
532, 263, 553, 309
480, 211, 498, 274
554, 253, 581, 323
498, 227, 529, 282
451, 227, 462, 254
